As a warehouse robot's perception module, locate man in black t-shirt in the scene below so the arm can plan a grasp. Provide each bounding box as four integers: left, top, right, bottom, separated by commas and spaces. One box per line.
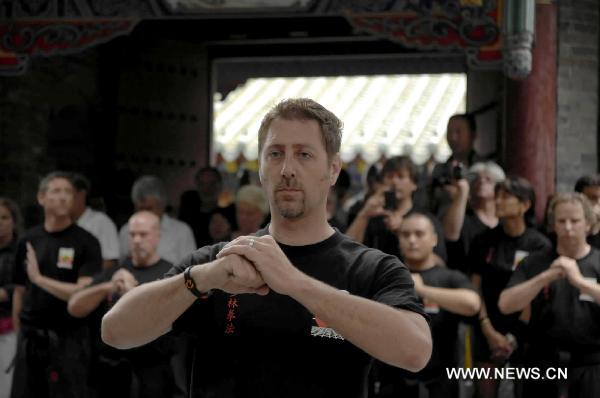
499, 193, 600, 398
346, 155, 447, 263
69, 211, 177, 398
102, 98, 432, 398
11, 171, 102, 398
372, 212, 480, 398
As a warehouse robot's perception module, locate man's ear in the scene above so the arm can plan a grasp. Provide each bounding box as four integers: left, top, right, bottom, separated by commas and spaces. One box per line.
522, 199, 532, 214
329, 154, 341, 186
37, 191, 45, 207
258, 161, 264, 184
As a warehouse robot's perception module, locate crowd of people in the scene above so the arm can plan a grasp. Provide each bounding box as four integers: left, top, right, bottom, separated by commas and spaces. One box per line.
0, 100, 599, 398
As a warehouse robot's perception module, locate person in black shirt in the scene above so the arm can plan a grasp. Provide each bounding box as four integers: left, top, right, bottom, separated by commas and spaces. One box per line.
101, 98, 432, 398
69, 211, 177, 398
11, 171, 102, 398
346, 155, 447, 263
499, 192, 600, 398
470, 176, 551, 398
372, 212, 480, 398
574, 174, 600, 248
428, 114, 491, 215
442, 162, 505, 273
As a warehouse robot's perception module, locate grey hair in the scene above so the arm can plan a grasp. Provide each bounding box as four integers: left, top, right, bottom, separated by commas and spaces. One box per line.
467, 161, 506, 183
236, 184, 269, 215
131, 175, 168, 207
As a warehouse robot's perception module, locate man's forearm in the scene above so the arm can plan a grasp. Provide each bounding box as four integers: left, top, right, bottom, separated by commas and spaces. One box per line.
290, 277, 431, 372
442, 195, 468, 241
34, 276, 90, 302
345, 212, 369, 243
419, 286, 480, 316
68, 281, 113, 318
574, 278, 600, 303
12, 286, 24, 331
498, 274, 548, 314
102, 271, 196, 349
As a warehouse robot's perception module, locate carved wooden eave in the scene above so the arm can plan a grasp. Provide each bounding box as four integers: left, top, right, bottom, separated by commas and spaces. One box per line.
0, 0, 511, 77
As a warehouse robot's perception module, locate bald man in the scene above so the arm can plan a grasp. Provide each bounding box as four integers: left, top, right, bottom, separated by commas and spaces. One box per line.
68, 211, 177, 398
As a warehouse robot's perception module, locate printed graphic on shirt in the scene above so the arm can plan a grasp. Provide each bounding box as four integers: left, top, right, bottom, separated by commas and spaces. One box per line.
311, 316, 345, 340
512, 250, 529, 271
310, 289, 347, 340
579, 277, 597, 302
224, 295, 238, 335
57, 248, 75, 269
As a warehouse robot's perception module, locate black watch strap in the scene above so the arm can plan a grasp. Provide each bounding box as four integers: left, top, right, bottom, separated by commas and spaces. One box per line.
184, 265, 212, 299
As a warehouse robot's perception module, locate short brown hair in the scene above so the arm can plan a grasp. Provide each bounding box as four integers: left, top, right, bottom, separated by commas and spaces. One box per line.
547, 192, 596, 231
257, 98, 342, 160
38, 171, 73, 193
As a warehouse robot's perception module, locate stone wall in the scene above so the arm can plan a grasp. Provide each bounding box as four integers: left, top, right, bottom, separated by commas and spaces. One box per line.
556, 0, 599, 192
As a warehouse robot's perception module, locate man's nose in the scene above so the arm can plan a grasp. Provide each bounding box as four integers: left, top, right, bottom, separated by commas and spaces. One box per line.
281, 154, 297, 178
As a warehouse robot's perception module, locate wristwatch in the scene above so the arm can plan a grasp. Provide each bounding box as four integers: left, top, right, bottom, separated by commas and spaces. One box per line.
183, 265, 212, 299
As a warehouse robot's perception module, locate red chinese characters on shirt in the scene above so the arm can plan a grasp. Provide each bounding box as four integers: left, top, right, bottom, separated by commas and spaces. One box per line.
224, 295, 238, 335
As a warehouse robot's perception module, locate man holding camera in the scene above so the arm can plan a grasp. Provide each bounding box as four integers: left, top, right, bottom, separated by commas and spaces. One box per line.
346, 156, 446, 262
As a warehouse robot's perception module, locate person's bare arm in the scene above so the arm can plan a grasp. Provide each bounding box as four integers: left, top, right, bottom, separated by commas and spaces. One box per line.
218, 235, 432, 371
498, 266, 563, 314
554, 255, 600, 303
12, 285, 24, 331
102, 254, 268, 349
472, 274, 512, 358
68, 281, 114, 318
26, 242, 92, 301
441, 179, 470, 241
413, 274, 479, 316
345, 192, 385, 243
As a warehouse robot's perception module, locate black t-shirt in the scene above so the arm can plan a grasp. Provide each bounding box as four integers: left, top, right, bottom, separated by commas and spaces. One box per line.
363, 208, 447, 263
91, 257, 175, 364
377, 265, 475, 384
470, 226, 551, 334
416, 266, 475, 377
92, 257, 172, 289
446, 208, 491, 274
506, 247, 600, 355
165, 227, 427, 398
587, 232, 600, 249
13, 224, 102, 330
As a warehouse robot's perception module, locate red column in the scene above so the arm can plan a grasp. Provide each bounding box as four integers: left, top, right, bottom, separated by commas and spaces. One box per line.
505, 2, 557, 224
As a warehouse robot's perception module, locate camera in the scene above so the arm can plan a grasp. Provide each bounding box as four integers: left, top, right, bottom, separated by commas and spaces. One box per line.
384, 190, 397, 211
432, 162, 465, 187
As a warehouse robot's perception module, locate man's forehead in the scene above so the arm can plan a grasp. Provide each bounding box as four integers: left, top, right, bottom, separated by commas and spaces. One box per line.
401, 215, 434, 231
555, 202, 585, 216
47, 177, 73, 189
265, 118, 322, 141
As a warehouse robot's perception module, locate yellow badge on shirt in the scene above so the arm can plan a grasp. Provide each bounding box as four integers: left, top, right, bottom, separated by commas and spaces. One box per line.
57, 247, 75, 269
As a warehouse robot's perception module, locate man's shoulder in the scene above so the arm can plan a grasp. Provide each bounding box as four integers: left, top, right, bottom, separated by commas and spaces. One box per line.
21, 225, 45, 240
520, 247, 555, 269
338, 232, 399, 265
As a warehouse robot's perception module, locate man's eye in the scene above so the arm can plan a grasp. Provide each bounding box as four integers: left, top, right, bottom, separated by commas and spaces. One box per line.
269, 151, 282, 158
299, 152, 312, 159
